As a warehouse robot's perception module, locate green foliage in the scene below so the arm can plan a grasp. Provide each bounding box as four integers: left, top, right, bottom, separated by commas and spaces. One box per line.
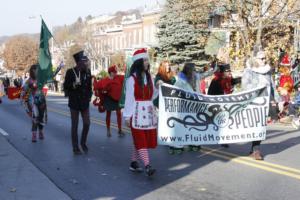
97, 70, 109, 79
156, 0, 210, 67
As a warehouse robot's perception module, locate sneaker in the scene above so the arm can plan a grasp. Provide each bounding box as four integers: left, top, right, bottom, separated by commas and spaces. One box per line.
32, 132, 37, 143
168, 147, 175, 155
39, 131, 44, 140
174, 147, 184, 154
81, 144, 89, 153
73, 147, 82, 155
249, 150, 263, 160
129, 161, 143, 172
145, 165, 156, 177
189, 145, 201, 152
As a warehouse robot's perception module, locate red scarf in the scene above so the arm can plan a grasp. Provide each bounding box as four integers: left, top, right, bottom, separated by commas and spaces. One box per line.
214, 72, 233, 94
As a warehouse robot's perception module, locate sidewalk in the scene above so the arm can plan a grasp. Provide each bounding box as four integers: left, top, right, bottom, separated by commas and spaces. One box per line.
0, 134, 71, 200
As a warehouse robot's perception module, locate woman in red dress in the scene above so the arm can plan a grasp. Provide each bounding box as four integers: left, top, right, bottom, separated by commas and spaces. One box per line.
123, 49, 157, 176
104, 65, 124, 137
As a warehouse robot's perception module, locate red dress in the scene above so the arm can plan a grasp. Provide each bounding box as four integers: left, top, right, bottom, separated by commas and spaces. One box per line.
131, 75, 157, 150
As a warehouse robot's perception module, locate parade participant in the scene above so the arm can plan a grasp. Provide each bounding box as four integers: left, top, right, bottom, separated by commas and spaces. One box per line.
123, 48, 157, 176
174, 62, 202, 153
20, 64, 47, 142
63, 50, 92, 155
153, 60, 176, 107
207, 64, 239, 95
153, 61, 177, 154
241, 50, 279, 160
103, 65, 124, 137
207, 63, 241, 148
278, 54, 294, 102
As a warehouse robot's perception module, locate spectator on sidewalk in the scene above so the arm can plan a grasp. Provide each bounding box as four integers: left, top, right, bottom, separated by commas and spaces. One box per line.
20, 64, 47, 143
123, 48, 157, 176
290, 85, 300, 129
0, 80, 4, 104
63, 50, 92, 155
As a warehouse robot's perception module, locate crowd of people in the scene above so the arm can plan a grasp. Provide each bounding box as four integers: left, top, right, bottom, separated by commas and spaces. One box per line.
1, 47, 299, 177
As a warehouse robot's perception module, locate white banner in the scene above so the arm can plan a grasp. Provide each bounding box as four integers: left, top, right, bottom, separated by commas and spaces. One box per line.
158, 84, 270, 146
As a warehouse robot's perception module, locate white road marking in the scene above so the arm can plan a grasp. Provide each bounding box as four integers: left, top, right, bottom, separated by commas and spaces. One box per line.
0, 128, 9, 136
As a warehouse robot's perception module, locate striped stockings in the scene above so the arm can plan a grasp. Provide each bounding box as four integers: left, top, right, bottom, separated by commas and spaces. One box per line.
131, 147, 150, 167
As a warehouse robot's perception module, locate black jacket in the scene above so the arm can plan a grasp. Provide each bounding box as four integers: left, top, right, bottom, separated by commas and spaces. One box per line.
207, 79, 224, 95
208, 77, 241, 95
63, 67, 92, 111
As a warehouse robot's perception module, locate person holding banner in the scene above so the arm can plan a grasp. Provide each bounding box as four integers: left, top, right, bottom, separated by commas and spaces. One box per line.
123, 48, 157, 177
20, 64, 47, 143
241, 50, 279, 160
153, 61, 177, 154
63, 50, 92, 155
153, 60, 176, 107
208, 63, 242, 148
174, 62, 202, 153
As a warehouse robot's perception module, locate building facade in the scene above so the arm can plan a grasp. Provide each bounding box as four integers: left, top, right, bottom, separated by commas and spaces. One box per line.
86, 2, 162, 75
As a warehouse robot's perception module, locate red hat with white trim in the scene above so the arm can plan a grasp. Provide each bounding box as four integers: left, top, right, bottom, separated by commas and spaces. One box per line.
132, 48, 149, 62
280, 54, 291, 66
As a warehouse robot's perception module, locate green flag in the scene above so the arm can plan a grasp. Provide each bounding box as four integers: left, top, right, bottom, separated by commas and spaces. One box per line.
38, 19, 53, 89
119, 56, 133, 108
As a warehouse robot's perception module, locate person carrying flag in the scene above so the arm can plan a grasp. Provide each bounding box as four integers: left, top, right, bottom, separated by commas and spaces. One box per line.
20, 64, 47, 142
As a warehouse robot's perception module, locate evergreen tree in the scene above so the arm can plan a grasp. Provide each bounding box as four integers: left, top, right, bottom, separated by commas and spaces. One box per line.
156, 0, 210, 67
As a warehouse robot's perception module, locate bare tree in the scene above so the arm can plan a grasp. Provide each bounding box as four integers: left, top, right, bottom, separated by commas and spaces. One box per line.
2, 36, 38, 75
222, 0, 300, 65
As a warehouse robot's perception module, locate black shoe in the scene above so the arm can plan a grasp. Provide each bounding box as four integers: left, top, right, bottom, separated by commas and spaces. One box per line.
145, 165, 156, 177
221, 144, 229, 148
129, 161, 143, 172
118, 130, 125, 137
81, 144, 89, 153
73, 147, 82, 155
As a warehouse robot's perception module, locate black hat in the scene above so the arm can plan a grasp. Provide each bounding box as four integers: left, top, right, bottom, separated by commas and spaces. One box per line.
73, 50, 88, 63
219, 64, 231, 73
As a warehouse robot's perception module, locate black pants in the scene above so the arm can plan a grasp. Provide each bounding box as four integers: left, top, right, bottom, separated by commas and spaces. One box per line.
70, 108, 90, 149
251, 141, 261, 152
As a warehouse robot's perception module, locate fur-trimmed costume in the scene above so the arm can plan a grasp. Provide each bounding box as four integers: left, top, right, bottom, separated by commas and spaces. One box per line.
126, 74, 157, 149
278, 54, 294, 102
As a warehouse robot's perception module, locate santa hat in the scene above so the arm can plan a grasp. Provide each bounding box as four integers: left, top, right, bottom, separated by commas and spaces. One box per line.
108, 65, 117, 73
132, 48, 149, 62
280, 54, 291, 66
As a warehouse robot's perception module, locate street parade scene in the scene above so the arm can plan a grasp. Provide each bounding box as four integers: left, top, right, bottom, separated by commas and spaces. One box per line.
1, 0, 300, 200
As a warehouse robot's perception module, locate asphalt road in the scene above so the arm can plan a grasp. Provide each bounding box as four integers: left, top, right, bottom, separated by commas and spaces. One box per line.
0, 94, 300, 200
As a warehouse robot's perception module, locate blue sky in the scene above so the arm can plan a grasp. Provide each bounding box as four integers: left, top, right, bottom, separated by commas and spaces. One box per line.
0, 0, 163, 37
